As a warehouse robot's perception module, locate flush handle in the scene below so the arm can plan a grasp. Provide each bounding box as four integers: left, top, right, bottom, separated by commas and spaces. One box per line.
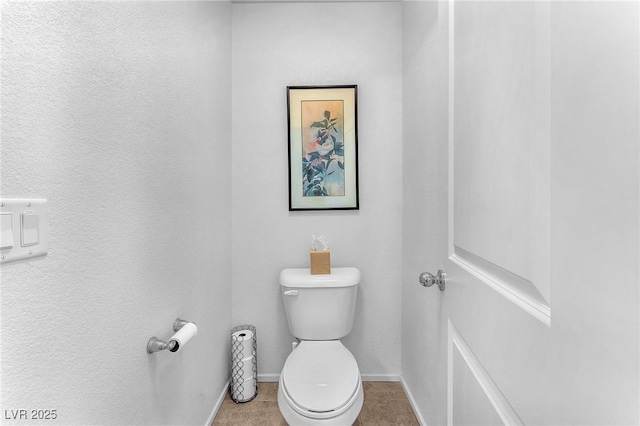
284, 290, 299, 296
419, 269, 446, 292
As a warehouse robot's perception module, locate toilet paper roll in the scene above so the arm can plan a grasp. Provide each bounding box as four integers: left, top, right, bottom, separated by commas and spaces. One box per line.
232, 377, 256, 402
169, 322, 197, 352
231, 330, 255, 361
232, 329, 254, 342
241, 355, 255, 364
237, 359, 255, 381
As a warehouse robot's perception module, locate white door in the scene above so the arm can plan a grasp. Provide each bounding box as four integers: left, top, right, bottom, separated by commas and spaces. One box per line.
442, 1, 639, 424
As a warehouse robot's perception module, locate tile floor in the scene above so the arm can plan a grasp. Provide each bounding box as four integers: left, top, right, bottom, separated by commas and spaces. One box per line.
212, 381, 419, 426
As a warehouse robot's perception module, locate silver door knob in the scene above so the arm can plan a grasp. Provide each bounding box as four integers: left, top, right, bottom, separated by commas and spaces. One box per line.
419, 269, 446, 291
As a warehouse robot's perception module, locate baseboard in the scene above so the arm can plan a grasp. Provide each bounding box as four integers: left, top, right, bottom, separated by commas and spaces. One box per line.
400, 376, 427, 426
204, 379, 230, 426
257, 373, 401, 382
361, 374, 400, 382
258, 373, 280, 382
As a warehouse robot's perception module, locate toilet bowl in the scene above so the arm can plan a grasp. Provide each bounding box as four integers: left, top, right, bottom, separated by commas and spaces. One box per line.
277, 341, 363, 425
278, 267, 363, 425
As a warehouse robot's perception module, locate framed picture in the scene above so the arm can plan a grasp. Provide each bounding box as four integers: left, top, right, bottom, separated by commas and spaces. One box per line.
287, 85, 359, 211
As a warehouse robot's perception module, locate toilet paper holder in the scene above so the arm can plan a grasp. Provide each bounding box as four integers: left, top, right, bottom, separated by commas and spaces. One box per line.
147, 318, 196, 354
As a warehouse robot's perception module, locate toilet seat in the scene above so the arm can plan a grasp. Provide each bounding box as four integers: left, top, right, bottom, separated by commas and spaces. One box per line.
281, 340, 360, 416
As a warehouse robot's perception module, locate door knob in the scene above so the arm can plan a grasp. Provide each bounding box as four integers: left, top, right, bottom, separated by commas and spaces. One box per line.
419, 269, 446, 291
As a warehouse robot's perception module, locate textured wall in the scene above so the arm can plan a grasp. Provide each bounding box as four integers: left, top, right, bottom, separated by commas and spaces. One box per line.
0, 2, 232, 424
401, 2, 449, 425
231, 2, 404, 380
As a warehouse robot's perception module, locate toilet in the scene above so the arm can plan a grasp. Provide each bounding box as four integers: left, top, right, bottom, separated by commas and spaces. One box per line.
278, 267, 363, 425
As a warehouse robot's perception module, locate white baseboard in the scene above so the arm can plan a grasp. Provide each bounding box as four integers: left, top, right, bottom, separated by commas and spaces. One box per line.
258, 373, 280, 382
361, 374, 400, 382
204, 379, 230, 426
258, 373, 401, 382
400, 376, 427, 426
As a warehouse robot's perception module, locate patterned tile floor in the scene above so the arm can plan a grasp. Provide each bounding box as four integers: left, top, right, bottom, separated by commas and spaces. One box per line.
212, 381, 419, 426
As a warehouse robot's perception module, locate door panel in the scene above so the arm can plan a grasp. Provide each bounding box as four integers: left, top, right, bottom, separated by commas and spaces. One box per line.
450, 0, 551, 324
444, 1, 639, 425
449, 321, 523, 426
452, 347, 505, 426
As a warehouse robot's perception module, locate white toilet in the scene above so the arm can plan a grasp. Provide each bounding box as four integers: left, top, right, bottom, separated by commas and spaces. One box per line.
278, 267, 363, 425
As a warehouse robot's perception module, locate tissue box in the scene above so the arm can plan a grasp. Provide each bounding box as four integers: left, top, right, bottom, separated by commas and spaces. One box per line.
310, 250, 331, 275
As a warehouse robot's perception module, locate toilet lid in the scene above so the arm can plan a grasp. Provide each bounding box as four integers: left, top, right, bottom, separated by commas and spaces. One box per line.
281, 341, 360, 413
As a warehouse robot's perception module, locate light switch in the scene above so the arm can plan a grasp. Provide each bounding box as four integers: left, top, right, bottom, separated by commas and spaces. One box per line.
1, 213, 14, 249
21, 212, 39, 246
1, 199, 48, 263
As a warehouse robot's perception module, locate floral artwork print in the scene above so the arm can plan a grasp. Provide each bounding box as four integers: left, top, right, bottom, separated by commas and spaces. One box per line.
287, 85, 358, 211
300, 100, 345, 197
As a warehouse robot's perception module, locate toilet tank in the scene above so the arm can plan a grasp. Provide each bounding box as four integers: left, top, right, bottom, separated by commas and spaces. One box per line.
280, 267, 360, 340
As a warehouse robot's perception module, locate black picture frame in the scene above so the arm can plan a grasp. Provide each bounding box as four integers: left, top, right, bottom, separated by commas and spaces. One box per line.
287, 85, 359, 211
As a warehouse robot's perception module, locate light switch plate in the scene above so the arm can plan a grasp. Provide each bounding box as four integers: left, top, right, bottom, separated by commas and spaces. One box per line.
1, 199, 48, 263
1, 213, 14, 249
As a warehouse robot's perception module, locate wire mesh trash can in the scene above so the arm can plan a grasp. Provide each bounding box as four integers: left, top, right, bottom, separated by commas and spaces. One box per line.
230, 325, 258, 403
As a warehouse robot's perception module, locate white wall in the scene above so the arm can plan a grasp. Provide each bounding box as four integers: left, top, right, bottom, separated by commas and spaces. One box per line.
0, 2, 232, 424
231, 2, 404, 379
401, 1, 449, 425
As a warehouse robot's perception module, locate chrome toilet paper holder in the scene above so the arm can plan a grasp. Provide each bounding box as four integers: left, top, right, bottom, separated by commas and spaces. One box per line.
147, 318, 195, 354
